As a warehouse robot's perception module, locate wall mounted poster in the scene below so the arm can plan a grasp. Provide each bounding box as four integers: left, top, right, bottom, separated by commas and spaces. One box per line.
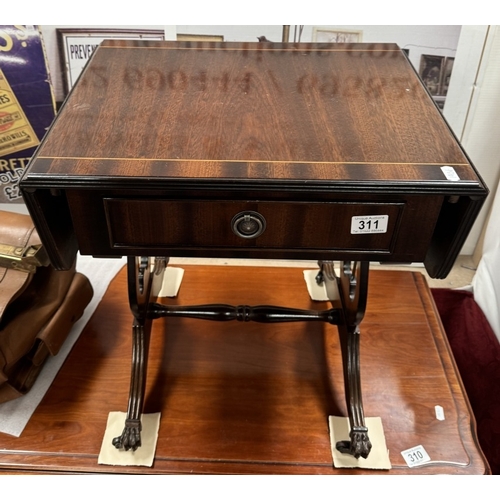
57, 29, 165, 95
0, 25, 56, 203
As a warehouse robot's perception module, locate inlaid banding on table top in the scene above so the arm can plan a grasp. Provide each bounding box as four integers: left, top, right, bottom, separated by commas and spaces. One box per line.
28, 157, 480, 185
35, 156, 470, 166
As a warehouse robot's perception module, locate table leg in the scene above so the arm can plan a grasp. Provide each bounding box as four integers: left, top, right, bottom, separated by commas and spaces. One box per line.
112, 256, 166, 451
319, 260, 372, 459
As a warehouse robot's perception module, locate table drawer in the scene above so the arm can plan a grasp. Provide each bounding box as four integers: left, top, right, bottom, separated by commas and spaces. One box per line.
103, 199, 404, 252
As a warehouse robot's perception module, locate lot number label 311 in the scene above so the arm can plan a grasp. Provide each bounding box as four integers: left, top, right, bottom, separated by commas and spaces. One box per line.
351, 215, 389, 234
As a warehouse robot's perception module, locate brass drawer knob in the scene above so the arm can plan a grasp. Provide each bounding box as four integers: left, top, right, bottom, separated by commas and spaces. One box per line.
231, 211, 266, 239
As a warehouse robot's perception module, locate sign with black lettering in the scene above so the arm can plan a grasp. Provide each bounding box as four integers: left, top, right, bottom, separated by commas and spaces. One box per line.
400, 444, 431, 467
57, 29, 165, 94
0, 25, 56, 203
351, 215, 389, 234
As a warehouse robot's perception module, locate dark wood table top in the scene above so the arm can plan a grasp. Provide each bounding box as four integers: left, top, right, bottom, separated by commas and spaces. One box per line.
0, 265, 489, 474
25, 41, 483, 190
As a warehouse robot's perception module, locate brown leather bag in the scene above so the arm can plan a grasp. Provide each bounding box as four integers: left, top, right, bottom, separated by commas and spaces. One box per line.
0, 210, 93, 403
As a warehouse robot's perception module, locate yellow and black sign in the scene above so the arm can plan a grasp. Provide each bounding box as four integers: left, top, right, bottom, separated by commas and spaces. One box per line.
0, 68, 40, 156
0, 25, 56, 203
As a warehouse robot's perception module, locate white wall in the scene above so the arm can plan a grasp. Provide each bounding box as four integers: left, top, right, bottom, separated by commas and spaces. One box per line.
444, 26, 500, 255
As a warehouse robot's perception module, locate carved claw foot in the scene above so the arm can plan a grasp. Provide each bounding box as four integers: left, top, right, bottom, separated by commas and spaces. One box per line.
112, 419, 142, 451
336, 427, 372, 459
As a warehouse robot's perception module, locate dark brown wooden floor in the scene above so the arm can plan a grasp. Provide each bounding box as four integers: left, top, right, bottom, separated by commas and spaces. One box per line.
0, 265, 489, 474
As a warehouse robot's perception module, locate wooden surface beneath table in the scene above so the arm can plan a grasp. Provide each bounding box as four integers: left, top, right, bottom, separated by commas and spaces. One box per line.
0, 265, 489, 474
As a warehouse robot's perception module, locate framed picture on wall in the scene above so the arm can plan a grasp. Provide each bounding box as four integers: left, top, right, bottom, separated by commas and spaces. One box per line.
419, 54, 445, 96
57, 28, 165, 95
312, 28, 362, 43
